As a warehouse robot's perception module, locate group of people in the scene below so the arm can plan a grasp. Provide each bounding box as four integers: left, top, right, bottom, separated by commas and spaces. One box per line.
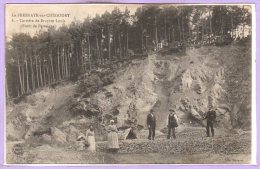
146, 109, 178, 140
77, 119, 120, 152
146, 107, 217, 140
78, 106, 217, 152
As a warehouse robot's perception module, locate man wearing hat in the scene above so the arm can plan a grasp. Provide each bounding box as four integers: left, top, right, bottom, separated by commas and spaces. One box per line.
147, 109, 156, 140
167, 109, 178, 139
202, 106, 217, 137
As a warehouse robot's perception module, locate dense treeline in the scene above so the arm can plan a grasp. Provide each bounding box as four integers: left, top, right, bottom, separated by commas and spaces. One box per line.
6, 5, 251, 97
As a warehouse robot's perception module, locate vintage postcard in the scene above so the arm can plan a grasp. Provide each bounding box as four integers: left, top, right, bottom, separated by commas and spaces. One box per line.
4, 4, 255, 164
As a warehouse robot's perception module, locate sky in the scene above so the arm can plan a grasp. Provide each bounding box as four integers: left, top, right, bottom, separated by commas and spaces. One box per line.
5, 4, 140, 37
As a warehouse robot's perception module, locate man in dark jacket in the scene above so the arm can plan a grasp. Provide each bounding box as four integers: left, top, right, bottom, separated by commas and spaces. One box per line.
203, 107, 217, 137
167, 109, 178, 139
147, 109, 156, 140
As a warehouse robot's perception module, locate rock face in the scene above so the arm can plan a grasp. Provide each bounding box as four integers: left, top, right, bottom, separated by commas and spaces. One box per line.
6, 45, 251, 148
82, 45, 251, 132
51, 127, 67, 145
6, 85, 76, 142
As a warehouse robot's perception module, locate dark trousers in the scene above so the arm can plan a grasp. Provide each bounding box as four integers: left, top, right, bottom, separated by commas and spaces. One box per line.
206, 121, 214, 137
167, 126, 176, 139
148, 125, 156, 140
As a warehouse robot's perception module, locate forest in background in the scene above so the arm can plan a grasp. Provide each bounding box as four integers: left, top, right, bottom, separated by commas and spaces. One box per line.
5, 5, 252, 98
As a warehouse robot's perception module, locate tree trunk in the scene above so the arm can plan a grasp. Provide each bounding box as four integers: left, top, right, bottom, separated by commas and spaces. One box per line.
100, 39, 103, 65
21, 61, 25, 93
145, 34, 148, 51
49, 51, 55, 82
181, 15, 185, 42
209, 9, 213, 44
221, 14, 224, 41
168, 27, 171, 42
76, 48, 79, 67
164, 12, 167, 40
231, 12, 233, 38
126, 30, 129, 57
178, 17, 182, 41
46, 62, 50, 85
39, 59, 43, 87
81, 41, 84, 70
188, 27, 191, 41
16, 76, 20, 97
172, 26, 175, 42
24, 49, 30, 92
35, 56, 40, 88
17, 57, 24, 94
119, 33, 122, 60
48, 63, 51, 84
30, 56, 35, 90
65, 47, 68, 78
68, 47, 72, 78
57, 47, 61, 81
108, 28, 111, 63
62, 46, 66, 78
242, 6, 245, 38
123, 36, 125, 58
43, 60, 46, 86
95, 36, 100, 65
60, 47, 64, 78
141, 24, 144, 52
197, 26, 199, 41
202, 24, 204, 43
155, 16, 158, 49
88, 35, 91, 71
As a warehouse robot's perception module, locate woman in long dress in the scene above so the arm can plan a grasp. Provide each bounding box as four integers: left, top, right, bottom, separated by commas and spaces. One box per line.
86, 125, 96, 152
107, 120, 119, 152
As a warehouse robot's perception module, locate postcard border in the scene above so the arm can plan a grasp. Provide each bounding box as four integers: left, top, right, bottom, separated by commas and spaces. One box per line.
0, 0, 259, 168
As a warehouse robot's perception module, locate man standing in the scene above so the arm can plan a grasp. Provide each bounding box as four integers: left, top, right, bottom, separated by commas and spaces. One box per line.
203, 107, 217, 137
147, 109, 156, 140
167, 109, 178, 139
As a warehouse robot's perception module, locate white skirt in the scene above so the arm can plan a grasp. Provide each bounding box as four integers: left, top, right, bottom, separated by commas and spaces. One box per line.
107, 132, 119, 149
87, 136, 96, 152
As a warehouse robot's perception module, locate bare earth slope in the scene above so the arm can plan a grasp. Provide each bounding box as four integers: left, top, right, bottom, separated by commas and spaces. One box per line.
6, 44, 252, 164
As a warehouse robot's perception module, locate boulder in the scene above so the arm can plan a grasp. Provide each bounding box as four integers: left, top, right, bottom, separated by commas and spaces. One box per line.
51, 127, 67, 144
118, 128, 132, 140
24, 124, 42, 140
65, 125, 84, 142
42, 134, 52, 143
193, 80, 205, 95
190, 108, 202, 120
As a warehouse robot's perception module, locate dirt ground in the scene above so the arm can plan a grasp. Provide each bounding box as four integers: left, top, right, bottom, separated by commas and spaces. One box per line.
6, 145, 251, 164
7, 148, 251, 164
100, 152, 251, 164
6, 126, 251, 164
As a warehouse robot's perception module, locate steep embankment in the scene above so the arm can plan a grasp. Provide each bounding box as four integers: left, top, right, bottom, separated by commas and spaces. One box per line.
6, 44, 251, 142
86, 44, 251, 131
6, 83, 77, 141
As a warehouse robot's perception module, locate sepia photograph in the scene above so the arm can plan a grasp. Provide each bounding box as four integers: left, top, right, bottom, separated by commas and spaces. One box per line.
4, 4, 254, 164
